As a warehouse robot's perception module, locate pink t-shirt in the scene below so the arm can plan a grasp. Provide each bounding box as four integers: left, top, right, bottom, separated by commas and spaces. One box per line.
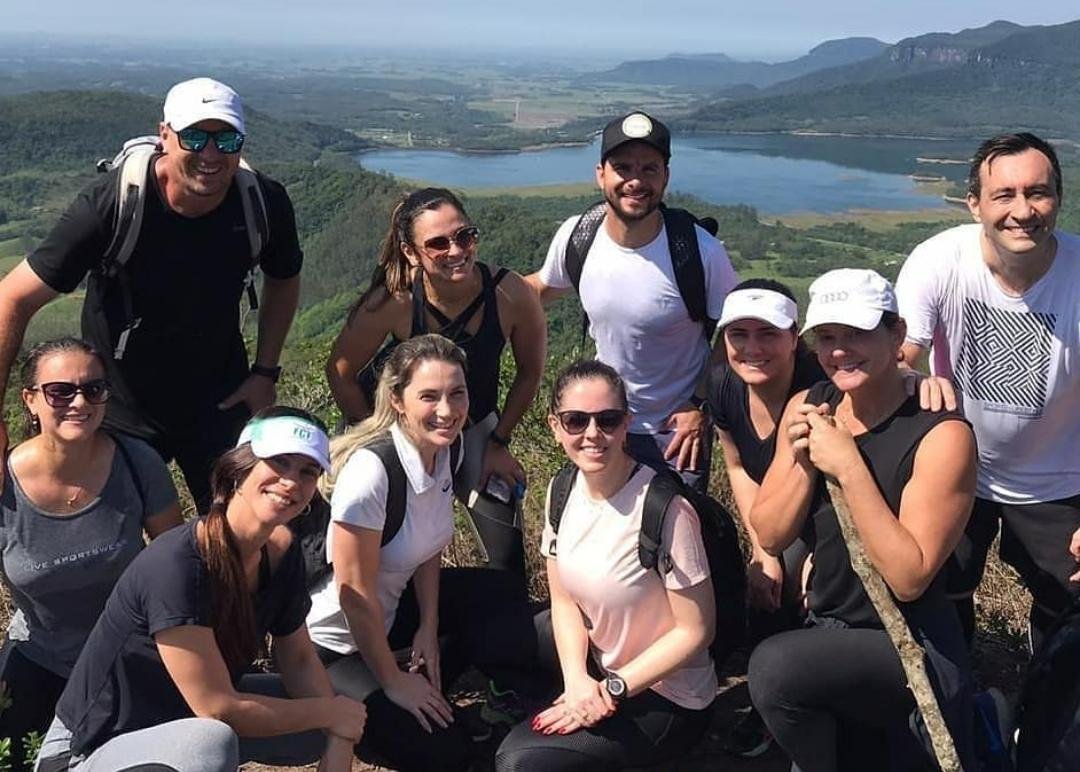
541, 465, 717, 709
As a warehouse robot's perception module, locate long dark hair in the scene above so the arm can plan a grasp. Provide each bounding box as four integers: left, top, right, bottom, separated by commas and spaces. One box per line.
348, 187, 469, 322
199, 405, 328, 670
19, 337, 107, 437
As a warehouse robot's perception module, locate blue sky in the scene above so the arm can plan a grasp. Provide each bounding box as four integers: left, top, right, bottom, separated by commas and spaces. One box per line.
8, 2, 1079, 59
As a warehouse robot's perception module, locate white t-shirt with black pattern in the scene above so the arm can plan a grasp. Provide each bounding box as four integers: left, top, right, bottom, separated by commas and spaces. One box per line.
896, 224, 1080, 503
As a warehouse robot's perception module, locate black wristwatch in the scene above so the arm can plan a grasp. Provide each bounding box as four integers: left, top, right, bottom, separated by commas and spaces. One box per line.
488, 429, 511, 448
603, 673, 627, 701
251, 363, 283, 383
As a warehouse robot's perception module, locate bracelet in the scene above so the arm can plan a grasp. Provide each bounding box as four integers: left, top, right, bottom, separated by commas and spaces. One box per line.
251, 363, 282, 383
488, 430, 511, 448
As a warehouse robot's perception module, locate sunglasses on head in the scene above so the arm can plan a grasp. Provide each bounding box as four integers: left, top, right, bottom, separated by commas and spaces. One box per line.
555, 409, 626, 435
32, 379, 110, 408
175, 127, 245, 154
421, 226, 479, 255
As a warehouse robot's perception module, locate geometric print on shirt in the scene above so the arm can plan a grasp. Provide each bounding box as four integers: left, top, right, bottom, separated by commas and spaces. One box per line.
956, 298, 1055, 417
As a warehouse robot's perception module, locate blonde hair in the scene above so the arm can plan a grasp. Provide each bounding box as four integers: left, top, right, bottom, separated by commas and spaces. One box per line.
320, 333, 468, 499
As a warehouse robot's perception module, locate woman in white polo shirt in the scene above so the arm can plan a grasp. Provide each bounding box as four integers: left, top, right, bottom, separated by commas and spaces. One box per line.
494, 359, 716, 771
308, 334, 531, 772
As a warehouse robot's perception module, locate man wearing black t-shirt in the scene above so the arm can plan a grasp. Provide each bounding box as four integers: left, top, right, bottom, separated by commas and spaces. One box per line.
0, 78, 302, 509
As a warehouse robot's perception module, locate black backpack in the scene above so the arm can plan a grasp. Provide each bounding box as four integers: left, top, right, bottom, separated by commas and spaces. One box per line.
547, 463, 746, 672
1015, 599, 1080, 772
292, 432, 462, 590
564, 201, 720, 342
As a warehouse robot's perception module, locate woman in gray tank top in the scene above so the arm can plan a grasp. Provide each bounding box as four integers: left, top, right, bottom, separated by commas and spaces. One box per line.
0, 337, 182, 771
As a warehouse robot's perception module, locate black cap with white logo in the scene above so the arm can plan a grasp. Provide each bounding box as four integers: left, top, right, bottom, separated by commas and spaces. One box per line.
600, 112, 671, 163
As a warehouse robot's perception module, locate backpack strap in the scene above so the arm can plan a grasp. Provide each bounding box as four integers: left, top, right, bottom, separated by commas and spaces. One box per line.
236, 162, 269, 313
449, 433, 463, 476
103, 144, 157, 279
660, 205, 709, 327
640, 471, 682, 574
545, 463, 579, 557
366, 437, 408, 547
109, 433, 147, 518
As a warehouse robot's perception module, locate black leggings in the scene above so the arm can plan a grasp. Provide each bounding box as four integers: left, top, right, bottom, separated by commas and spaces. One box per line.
0, 641, 68, 772
749, 625, 974, 772
319, 567, 536, 772
493, 609, 712, 772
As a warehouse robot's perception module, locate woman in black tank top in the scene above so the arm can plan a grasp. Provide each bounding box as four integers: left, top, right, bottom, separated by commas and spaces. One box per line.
747, 269, 977, 771
326, 188, 546, 579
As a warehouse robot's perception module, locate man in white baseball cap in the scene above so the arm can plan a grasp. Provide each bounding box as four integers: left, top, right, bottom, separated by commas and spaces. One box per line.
0, 76, 304, 511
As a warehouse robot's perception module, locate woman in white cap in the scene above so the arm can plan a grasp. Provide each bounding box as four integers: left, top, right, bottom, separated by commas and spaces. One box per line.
707, 279, 823, 758
310, 334, 533, 772
747, 268, 977, 771
35, 407, 367, 772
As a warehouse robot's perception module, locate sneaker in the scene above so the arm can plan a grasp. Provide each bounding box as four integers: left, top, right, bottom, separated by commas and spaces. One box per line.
973, 687, 1014, 770
480, 680, 530, 727
723, 707, 774, 758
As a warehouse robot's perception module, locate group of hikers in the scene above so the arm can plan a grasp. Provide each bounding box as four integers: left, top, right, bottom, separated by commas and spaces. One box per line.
0, 75, 1075, 772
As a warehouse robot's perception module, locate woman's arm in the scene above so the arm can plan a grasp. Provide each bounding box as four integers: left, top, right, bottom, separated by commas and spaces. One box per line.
325, 291, 405, 424
805, 412, 976, 601
333, 521, 454, 732
717, 429, 782, 611
749, 390, 822, 555
144, 503, 184, 539
156, 625, 365, 742
482, 272, 547, 486
408, 552, 443, 689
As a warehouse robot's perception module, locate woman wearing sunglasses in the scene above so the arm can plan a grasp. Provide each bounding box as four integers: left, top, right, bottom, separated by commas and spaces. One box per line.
327, 188, 546, 580
495, 360, 716, 771
0, 337, 182, 771
748, 269, 976, 771
707, 278, 824, 757
309, 335, 532, 772
35, 407, 368, 772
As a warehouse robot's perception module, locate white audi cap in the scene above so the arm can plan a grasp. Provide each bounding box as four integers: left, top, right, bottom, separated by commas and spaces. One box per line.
801, 268, 898, 334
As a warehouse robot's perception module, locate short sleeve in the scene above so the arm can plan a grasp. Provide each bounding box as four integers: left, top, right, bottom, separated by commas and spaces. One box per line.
138, 539, 208, 636
536, 216, 578, 290
699, 229, 739, 320
539, 477, 557, 559
26, 174, 117, 293
265, 537, 312, 637
119, 437, 179, 520
895, 240, 946, 350
256, 177, 303, 280
330, 449, 390, 532
660, 497, 710, 591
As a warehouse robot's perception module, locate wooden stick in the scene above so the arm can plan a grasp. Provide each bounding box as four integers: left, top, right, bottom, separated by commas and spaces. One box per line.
825, 477, 963, 772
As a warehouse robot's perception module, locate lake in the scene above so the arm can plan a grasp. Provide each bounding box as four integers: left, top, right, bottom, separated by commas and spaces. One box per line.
357, 133, 976, 215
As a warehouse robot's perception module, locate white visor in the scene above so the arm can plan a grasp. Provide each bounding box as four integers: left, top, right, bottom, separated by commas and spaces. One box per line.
237, 416, 330, 472
718, 288, 798, 330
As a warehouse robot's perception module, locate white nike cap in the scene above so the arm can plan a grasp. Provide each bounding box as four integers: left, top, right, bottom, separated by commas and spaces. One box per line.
718, 288, 798, 330
163, 77, 246, 134
801, 268, 898, 334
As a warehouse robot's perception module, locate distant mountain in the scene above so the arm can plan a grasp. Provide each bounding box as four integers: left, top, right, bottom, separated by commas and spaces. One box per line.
587, 37, 888, 90
680, 19, 1080, 139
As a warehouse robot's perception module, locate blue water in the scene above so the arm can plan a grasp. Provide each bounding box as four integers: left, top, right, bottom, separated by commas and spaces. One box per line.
357, 133, 975, 215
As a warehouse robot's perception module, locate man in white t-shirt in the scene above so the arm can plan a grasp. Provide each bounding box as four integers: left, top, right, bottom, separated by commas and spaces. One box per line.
525, 112, 738, 492
895, 132, 1080, 651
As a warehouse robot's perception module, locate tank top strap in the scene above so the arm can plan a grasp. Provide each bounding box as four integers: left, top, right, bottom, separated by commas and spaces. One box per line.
805, 379, 841, 409
423, 263, 496, 341
409, 275, 427, 336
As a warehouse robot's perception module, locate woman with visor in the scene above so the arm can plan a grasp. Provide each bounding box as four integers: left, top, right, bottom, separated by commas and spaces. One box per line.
35, 408, 367, 772
326, 188, 546, 581
706, 279, 823, 757
748, 269, 976, 771
0, 337, 182, 771
495, 360, 717, 771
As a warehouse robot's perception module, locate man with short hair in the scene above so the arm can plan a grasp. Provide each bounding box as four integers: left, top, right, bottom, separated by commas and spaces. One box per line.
895, 131, 1080, 650
526, 112, 738, 491
0, 77, 303, 509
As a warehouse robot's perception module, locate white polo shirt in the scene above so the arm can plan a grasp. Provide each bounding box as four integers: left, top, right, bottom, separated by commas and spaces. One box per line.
307, 424, 458, 654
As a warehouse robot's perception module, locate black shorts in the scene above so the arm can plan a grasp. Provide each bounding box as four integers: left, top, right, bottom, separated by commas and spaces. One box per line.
946, 494, 1080, 618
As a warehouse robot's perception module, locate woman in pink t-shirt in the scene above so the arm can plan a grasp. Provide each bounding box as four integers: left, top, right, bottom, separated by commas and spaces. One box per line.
495, 360, 717, 771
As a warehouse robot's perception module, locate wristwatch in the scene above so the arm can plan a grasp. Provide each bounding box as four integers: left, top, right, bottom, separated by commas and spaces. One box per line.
251, 363, 283, 383
488, 429, 511, 448
603, 673, 628, 701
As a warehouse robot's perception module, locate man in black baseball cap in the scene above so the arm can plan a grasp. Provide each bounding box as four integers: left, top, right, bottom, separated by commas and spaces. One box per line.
526, 110, 738, 492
